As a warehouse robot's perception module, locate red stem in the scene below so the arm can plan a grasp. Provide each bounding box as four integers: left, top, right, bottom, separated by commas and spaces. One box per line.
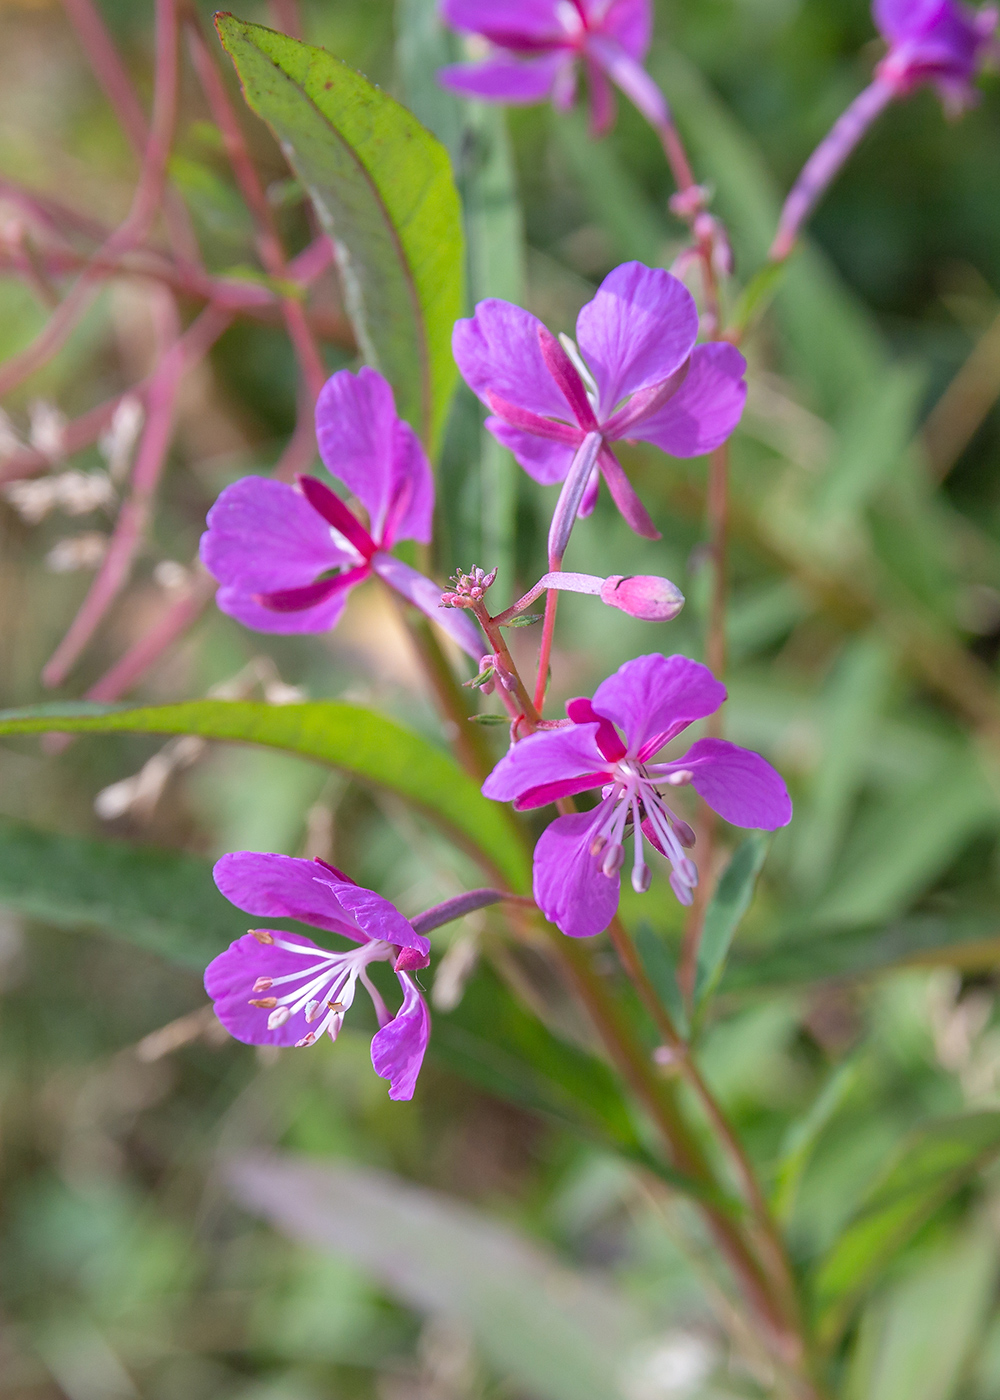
41, 303, 232, 688
83, 568, 217, 702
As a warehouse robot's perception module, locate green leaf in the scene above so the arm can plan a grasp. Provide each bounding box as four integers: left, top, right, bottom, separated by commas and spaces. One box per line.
0, 700, 528, 891
215, 14, 463, 449
503, 613, 544, 628
844, 1227, 997, 1400
772, 1059, 862, 1223
694, 834, 770, 1011
812, 1111, 1000, 1343
0, 817, 240, 969
724, 910, 1000, 992
228, 1152, 654, 1400
815, 364, 927, 521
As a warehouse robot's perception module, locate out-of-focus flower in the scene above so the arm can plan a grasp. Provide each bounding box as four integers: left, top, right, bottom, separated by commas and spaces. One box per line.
437, 0, 667, 137
3, 469, 115, 524
28, 400, 67, 460
45, 532, 108, 573
772, 0, 999, 259
482, 653, 791, 938
199, 367, 482, 659
453, 263, 746, 548
99, 395, 145, 482
874, 0, 999, 110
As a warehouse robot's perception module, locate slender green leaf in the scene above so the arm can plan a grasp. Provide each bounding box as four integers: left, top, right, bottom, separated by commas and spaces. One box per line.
772, 1059, 862, 1223
0, 817, 239, 968
812, 1111, 1000, 1342
228, 1152, 653, 1400
694, 834, 769, 1010
0, 700, 528, 890
216, 14, 463, 448
816, 365, 927, 520
724, 910, 1000, 992
845, 1228, 997, 1400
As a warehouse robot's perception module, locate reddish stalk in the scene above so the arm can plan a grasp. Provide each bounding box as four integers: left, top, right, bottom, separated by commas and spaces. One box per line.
185, 18, 328, 406
41, 303, 232, 688
0, 0, 183, 401
61, 0, 201, 267
268, 0, 303, 38
83, 568, 217, 702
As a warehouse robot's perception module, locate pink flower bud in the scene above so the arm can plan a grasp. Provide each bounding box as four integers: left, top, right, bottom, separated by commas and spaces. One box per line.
600, 575, 685, 622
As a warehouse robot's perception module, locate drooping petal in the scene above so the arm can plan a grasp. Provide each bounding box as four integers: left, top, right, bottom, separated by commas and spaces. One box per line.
201, 477, 353, 592
439, 51, 569, 102
206, 930, 333, 1047
485, 417, 579, 484
630, 342, 747, 458
214, 852, 367, 942
370, 973, 430, 1101
575, 264, 699, 419
482, 723, 608, 804
598, 0, 653, 58
371, 553, 484, 660
331, 883, 431, 958
315, 368, 434, 547
440, 0, 567, 45
454, 301, 577, 423
678, 737, 793, 830
533, 811, 621, 937
591, 653, 726, 756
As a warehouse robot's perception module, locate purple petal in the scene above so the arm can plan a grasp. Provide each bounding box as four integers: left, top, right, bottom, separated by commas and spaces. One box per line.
873, 0, 943, 42
315, 368, 434, 547
485, 418, 578, 485
371, 553, 484, 660
206, 930, 332, 1047
201, 477, 352, 591
598, 0, 653, 58
213, 852, 367, 942
576, 264, 699, 420
533, 812, 621, 938
370, 972, 430, 1101
591, 653, 726, 756
330, 883, 430, 957
454, 300, 576, 423
585, 35, 668, 127
631, 343, 747, 458
439, 51, 570, 102
440, 0, 566, 44
679, 738, 793, 830
482, 724, 608, 804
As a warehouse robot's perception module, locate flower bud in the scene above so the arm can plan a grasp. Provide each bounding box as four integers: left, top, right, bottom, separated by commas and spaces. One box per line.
600, 574, 684, 622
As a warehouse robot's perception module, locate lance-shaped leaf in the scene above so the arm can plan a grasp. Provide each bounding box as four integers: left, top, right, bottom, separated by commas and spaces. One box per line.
0, 700, 527, 890
811, 1111, 1000, 1345
694, 834, 770, 1013
216, 14, 463, 449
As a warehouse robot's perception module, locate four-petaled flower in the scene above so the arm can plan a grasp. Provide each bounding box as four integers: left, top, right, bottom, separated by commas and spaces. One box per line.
874, 0, 999, 111
482, 654, 792, 939
453, 262, 746, 542
438, 0, 667, 137
205, 852, 433, 1100
200, 367, 482, 659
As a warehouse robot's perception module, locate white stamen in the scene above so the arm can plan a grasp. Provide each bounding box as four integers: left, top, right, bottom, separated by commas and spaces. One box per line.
267, 1006, 291, 1030
602, 843, 625, 877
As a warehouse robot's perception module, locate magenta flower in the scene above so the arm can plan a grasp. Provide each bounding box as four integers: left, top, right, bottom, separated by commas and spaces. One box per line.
874, 0, 998, 109
453, 263, 747, 550
772, 0, 998, 259
437, 0, 668, 137
482, 654, 792, 939
199, 367, 482, 659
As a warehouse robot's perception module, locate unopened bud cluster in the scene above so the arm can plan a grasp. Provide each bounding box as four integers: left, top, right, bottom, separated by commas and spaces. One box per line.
441, 566, 498, 609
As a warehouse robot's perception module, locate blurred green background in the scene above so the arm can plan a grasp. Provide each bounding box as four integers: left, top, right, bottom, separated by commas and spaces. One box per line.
2, 1, 1000, 1397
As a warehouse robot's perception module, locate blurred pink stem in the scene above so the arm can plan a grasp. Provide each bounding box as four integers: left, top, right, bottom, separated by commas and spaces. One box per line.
0, 0, 182, 400
268, 0, 303, 38
41, 303, 231, 688
83, 569, 217, 702
771, 78, 895, 261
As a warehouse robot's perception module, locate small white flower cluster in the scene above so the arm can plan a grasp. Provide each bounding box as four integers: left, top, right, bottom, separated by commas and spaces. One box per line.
3, 469, 116, 524
44, 532, 108, 573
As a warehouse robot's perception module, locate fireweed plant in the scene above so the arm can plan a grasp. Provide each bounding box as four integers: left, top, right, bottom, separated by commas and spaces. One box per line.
1, 0, 998, 1395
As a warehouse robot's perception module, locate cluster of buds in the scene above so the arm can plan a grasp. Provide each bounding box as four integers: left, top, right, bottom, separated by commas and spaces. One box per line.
441, 566, 498, 609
